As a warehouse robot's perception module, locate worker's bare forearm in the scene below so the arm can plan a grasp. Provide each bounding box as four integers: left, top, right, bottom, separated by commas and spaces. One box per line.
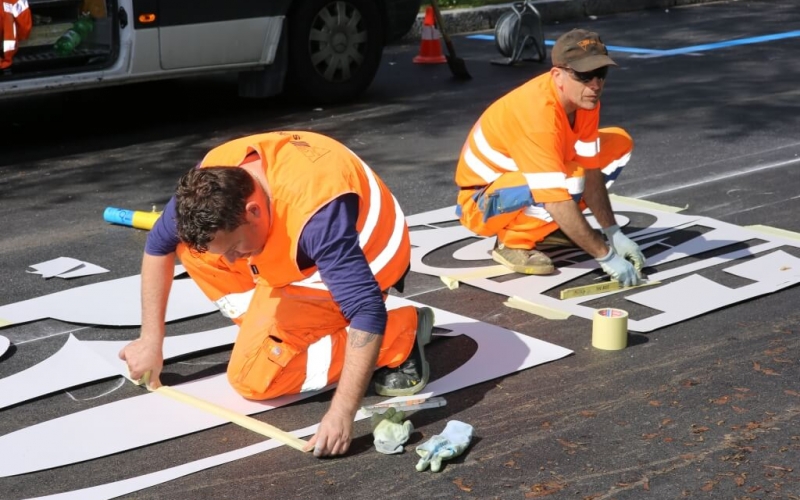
140, 252, 175, 343
544, 200, 609, 258
582, 169, 617, 229
329, 328, 381, 418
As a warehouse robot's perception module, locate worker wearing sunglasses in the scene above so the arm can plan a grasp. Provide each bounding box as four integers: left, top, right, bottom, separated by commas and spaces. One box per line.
455, 29, 645, 287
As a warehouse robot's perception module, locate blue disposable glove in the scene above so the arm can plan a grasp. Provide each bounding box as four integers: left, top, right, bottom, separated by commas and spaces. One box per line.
596, 247, 642, 287
415, 420, 474, 472
371, 408, 413, 455
603, 225, 646, 271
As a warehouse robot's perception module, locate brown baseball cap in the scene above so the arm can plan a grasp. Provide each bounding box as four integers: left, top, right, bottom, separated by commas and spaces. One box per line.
551, 29, 617, 72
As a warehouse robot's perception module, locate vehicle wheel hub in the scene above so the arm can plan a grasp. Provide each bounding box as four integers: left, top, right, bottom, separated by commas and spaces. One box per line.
309, 1, 369, 82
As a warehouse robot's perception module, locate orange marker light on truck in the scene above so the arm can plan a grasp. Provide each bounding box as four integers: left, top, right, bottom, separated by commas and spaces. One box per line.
138, 13, 156, 23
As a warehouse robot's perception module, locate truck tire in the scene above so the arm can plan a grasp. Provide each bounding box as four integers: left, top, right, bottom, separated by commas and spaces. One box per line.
287, 0, 384, 104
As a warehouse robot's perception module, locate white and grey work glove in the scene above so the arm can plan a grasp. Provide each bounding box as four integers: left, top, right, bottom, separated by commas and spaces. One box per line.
415, 420, 474, 472
371, 408, 414, 455
603, 225, 646, 271
596, 247, 642, 287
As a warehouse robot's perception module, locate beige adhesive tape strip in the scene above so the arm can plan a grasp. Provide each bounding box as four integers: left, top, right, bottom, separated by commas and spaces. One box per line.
592, 308, 629, 350
745, 224, 800, 242
504, 296, 571, 321
134, 372, 308, 452
152, 386, 310, 452
442, 265, 513, 289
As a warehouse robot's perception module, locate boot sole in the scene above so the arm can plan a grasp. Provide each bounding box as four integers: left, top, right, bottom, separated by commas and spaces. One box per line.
374, 307, 434, 397
491, 250, 554, 275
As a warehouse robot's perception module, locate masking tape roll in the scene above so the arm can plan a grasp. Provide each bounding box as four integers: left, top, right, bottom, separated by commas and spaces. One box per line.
592, 308, 628, 350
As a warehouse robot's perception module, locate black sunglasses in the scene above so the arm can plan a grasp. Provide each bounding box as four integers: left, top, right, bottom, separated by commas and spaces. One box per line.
559, 66, 609, 84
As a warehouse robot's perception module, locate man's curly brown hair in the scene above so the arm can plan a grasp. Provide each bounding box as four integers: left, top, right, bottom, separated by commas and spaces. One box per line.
175, 167, 256, 252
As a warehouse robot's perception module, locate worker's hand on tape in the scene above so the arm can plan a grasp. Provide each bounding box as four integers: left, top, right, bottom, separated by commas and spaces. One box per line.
118, 338, 163, 389
306, 407, 353, 457
603, 225, 646, 271
371, 407, 413, 455
415, 420, 474, 472
596, 247, 642, 287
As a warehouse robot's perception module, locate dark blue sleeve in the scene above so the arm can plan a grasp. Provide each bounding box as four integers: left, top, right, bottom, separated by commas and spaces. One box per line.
298, 193, 387, 335
144, 196, 181, 256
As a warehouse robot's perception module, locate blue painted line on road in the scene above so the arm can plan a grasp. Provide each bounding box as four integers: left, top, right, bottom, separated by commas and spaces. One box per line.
467, 31, 800, 57
647, 30, 800, 56
467, 35, 662, 54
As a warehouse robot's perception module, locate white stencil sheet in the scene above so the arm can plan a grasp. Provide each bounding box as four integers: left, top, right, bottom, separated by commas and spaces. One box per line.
0, 326, 238, 410
0, 266, 217, 328
0, 296, 572, 482
407, 199, 800, 332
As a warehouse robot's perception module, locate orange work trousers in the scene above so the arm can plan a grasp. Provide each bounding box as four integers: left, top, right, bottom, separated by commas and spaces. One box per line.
176, 244, 418, 400
457, 127, 632, 249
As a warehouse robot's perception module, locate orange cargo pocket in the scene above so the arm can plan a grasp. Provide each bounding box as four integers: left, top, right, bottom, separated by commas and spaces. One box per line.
235, 334, 301, 396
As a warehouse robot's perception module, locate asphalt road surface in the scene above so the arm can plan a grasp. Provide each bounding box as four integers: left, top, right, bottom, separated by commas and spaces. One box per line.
1, 1, 799, 498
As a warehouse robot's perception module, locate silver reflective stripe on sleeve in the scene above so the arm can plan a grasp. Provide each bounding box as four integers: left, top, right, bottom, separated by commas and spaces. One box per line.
522, 171, 568, 190
473, 126, 518, 171
575, 139, 599, 157
214, 288, 255, 319
463, 146, 502, 184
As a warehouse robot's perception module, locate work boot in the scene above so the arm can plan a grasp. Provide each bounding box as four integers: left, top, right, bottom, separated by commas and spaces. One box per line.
373, 307, 434, 397
491, 241, 554, 275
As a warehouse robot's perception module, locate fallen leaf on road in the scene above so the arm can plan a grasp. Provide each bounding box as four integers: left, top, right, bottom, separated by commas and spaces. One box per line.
580, 410, 597, 418
680, 378, 699, 387
649, 400, 662, 407
526, 480, 566, 498
557, 438, 579, 449
785, 390, 800, 397
453, 478, 472, 492
735, 473, 747, 487
691, 425, 710, 434
712, 395, 730, 405
764, 465, 793, 472
642, 433, 660, 440
700, 480, 717, 491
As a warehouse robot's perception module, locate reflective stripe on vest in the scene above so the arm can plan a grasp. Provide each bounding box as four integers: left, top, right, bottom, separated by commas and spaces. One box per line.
295, 156, 406, 291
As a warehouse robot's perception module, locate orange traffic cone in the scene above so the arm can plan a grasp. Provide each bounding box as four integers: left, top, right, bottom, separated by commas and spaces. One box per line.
413, 6, 447, 64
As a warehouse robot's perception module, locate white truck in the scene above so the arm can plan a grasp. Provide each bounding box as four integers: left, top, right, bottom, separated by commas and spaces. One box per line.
0, 0, 421, 103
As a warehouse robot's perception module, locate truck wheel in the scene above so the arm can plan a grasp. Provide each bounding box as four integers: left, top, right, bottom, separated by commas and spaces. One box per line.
287, 0, 384, 104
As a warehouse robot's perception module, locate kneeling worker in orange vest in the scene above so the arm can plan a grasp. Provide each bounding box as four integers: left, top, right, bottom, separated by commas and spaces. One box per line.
455, 29, 646, 285
119, 131, 433, 457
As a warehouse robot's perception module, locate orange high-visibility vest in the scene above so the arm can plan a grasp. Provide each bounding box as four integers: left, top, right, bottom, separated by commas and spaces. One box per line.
199, 131, 411, 293
1, 0, 32, 69
455, 72, 606, 205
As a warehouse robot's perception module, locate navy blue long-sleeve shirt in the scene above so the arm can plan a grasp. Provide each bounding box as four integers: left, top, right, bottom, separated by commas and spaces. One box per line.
145, 193, 387, 334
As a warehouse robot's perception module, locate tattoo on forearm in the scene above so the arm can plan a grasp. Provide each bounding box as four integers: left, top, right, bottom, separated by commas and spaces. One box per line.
349, 329, 379, 348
